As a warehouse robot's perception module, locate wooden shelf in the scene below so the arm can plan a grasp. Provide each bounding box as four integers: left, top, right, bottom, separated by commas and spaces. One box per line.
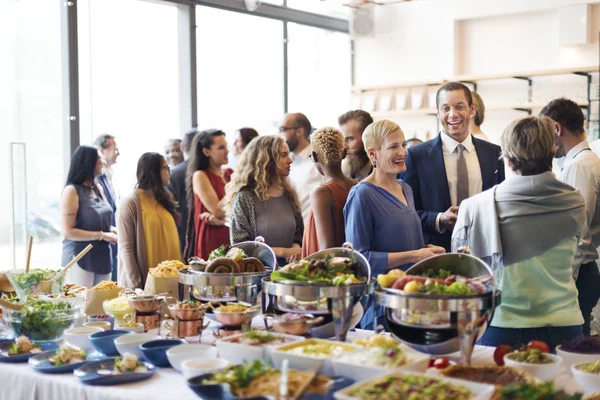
371, 101, 590, 118
353, 65, 599, 93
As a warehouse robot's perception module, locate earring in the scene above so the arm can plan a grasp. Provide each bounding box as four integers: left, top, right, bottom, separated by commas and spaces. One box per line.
372, 160, 377, 168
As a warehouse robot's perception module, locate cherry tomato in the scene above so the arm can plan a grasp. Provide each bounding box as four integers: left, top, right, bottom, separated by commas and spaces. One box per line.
433, 358, 450, 369
493, 345, 513, 366
527, 340, 550, 353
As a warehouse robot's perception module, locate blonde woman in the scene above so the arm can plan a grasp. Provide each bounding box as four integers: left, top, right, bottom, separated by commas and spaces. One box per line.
302, 127, 357, 257
226, 135, 303, 265
469, 92, 490, 141
344, 120, 445, 276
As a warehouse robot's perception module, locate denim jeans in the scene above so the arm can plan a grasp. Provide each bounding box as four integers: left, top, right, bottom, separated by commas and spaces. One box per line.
477, 325, 583, 351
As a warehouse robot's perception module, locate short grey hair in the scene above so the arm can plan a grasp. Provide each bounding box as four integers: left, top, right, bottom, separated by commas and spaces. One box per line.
94, 134, 115, 150
501, 116, 556, 175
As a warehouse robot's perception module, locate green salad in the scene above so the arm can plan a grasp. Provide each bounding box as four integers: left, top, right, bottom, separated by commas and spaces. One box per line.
6, 300, 77, 341
271, 255, 365, 286
9, 269, 64, 296
423, 268, 452, 279
203, 360, 275, 392
495, 382, 582, 400
420, 282, 473, 296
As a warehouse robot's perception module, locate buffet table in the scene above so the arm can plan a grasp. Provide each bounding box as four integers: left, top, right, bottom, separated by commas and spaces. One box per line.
0, 320, 586, 400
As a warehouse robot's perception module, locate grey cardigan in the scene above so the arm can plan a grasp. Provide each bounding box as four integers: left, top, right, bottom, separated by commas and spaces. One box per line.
117, 191, 148, 289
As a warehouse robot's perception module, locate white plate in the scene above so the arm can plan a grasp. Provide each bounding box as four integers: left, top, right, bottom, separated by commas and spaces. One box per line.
216, 332, 305, 365
333, 371, 495, 400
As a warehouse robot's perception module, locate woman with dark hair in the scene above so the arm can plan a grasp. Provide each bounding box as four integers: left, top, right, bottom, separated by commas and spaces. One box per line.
60, 145, 117, 287
184, 129, 232, 261
117, 152, 181, 289
233, 127, 259, 157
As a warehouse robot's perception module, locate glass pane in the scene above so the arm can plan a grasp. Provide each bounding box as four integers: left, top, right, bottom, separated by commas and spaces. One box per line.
288, 23, 351, 129
78, 0, 181, 193
196, 6, 284, 162
0, 0, 66, 271
286, 0, 349, 18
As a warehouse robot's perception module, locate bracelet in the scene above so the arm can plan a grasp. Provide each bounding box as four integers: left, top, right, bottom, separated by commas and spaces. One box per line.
99, 231, 104, 241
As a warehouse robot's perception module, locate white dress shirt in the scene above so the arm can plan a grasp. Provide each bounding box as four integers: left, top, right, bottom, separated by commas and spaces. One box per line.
436, 132, 483, 232
559, 140, 600, 275
288, 143, 324, 222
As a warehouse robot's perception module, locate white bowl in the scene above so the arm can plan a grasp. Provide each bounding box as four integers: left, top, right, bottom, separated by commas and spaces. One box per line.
115, 323, 145, 333
572, 362, 600, 393
166, 344, 218, 372
556, 345, 600, 370
504, 353, 562, 381
271, 339, 361, 376
114, 333, 160, 360
216, 332, 305, 365
63, 327, 104, 352
83, 321, 111, 331
335, 371, 495, 400
182, 358, 230, 381
332, 346, 430, 382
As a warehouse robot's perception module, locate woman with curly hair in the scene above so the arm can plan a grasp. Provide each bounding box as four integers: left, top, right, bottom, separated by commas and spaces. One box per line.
302, 127, 357, 257
118, 152, 181, 289
225, 135, 303, 265
184, 129, 232, 261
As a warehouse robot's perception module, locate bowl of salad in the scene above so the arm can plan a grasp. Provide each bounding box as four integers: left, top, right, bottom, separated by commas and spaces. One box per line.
5, 269, 65, 297
216, 330, 305, 364
3, 299, 81, 343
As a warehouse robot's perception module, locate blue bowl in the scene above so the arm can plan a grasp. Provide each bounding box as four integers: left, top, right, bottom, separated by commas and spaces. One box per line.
139, 339, 185, 368
90, 330, 131, 356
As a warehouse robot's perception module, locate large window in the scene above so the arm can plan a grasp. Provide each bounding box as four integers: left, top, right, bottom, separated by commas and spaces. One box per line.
195, 6, 284, 141
0, 0, 67, 270
288, 23, 351, 129
78, 0, 182, 193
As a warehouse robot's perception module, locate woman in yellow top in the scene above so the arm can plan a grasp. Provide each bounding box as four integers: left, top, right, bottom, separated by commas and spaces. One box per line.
117, 153, 181, 289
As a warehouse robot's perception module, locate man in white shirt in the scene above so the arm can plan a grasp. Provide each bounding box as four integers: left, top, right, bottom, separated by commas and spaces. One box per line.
401, 82, 505, 251
280, 113, 323, 222
542, 97, 600, 336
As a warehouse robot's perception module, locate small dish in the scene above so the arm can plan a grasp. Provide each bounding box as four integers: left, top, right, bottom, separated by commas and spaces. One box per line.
115, 322, 145, 333
139, 339, 186, 368
88, 314, 115, 329
84, 321, 111, 331
63, 327, 104, 352
114, 333, 160, 360
90, 330, 131, 356
28, 350, 104, 373
0, 341, 58, 363
74, 357, 155, 385
263, 313, 324, 336
182, 358, 230, 380
504, 353, 562, 381
212, 306, 260, 327
556, 345, 600, 370
572, 362, 600, 393
166, 343, 218, 372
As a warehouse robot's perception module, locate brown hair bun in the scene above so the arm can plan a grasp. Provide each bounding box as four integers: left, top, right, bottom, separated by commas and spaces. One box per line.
205, 257, 241, 273
238, 257, 266, 273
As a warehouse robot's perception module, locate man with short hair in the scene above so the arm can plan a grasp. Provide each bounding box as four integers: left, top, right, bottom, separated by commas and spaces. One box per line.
94, 133, 120, 281
164, 138, 184, 167
401, 82, 505, 252
338, 110, 373, 181
168, 129, 199, 252
280, 112, 323, 221
541, 98, 600, 336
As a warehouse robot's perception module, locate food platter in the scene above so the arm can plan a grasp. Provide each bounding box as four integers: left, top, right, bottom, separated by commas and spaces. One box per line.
375, 253, 501, 365
261, 243, 373, 342
178, 238, 277, 305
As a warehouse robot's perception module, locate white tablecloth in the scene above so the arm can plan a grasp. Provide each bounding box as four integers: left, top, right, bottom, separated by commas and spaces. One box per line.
0, 321, 586, 400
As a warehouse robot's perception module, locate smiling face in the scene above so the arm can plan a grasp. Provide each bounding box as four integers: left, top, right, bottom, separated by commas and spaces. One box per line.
276, 142, 293, 177
368, 129, 408, 175
164, 140, 184, 166
438, 89, 475, 143
203, 135, 229, 167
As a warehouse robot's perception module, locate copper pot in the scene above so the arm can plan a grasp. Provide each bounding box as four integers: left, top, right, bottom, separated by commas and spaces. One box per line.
127, 295, 172, 313
167, 303, 207, 320
213, 305, 260, 327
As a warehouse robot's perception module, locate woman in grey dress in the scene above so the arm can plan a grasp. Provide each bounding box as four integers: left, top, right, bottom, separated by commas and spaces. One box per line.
60, 146, 117, 287
225, 135, 303, 266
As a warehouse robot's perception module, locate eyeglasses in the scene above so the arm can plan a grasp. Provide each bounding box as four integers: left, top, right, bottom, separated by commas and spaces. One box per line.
161, 165, 170, 172
279, 126, 300, 133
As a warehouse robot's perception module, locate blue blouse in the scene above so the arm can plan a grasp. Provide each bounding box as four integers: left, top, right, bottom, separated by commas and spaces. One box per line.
344, 180, 425, 277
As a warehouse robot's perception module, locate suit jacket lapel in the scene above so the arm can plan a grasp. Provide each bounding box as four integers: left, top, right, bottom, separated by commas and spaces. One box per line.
472, 136, 494, 190
428, 134, 452, 209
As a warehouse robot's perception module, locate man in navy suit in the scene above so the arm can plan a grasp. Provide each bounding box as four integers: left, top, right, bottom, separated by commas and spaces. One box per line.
401, 82, 505, 251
